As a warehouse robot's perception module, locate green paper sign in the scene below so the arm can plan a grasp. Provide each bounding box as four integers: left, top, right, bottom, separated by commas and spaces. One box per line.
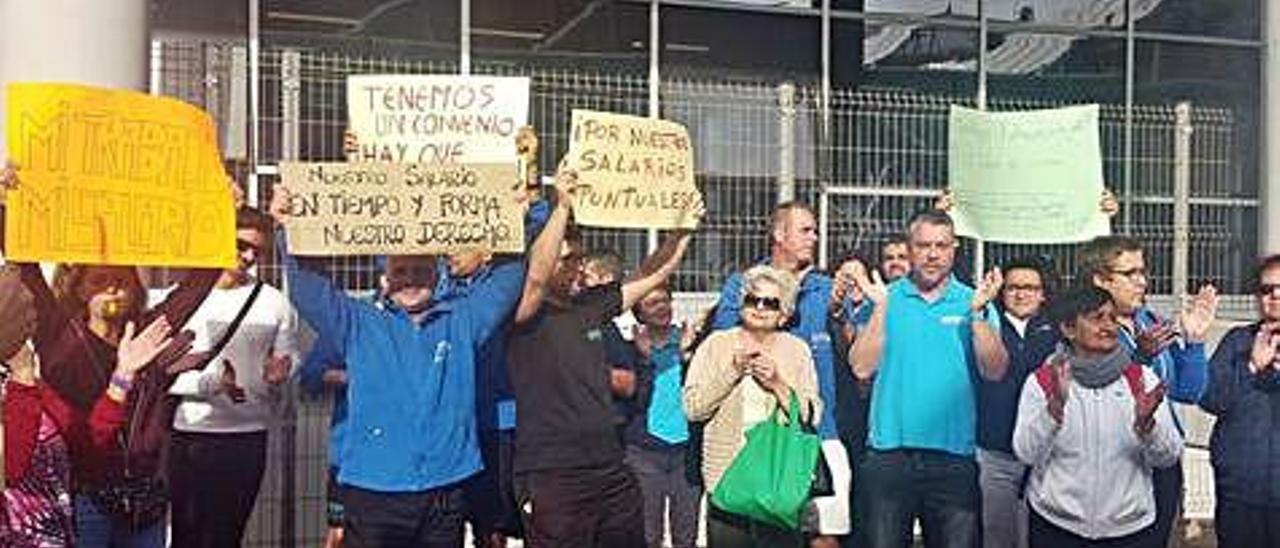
948, 105, 1110, 244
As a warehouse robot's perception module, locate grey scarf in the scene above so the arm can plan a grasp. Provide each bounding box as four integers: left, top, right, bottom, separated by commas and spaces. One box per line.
1061, 343, 1130, 389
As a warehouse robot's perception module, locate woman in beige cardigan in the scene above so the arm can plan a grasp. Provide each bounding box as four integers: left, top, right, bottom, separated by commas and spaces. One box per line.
684, 264, 822, 548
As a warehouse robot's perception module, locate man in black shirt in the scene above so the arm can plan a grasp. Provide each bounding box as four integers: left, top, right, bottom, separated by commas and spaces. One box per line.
507, 167, 700, 548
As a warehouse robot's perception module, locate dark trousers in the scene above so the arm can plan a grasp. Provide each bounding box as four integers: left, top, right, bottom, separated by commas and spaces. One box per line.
625, 443, 703, 548
343, 484, 466, 548
1028, 509, 1154, 548
857, 449, 980, 548
169, 430, 268, 548
1150, 464, 1182, 547
706, 504, 803, 548
463, 429, 522, 542
1214, 498, 1280, 548
514, 461, 645, 548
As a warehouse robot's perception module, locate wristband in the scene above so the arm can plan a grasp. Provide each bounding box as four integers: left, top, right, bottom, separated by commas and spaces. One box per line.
110, 372, 135, 393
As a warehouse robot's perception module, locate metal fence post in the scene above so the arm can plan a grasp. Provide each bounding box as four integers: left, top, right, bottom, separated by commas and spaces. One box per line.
1173, 102, 1193, 295
778, 82, 796, 204
647, 0, 660, 253
278, 48, 302, 547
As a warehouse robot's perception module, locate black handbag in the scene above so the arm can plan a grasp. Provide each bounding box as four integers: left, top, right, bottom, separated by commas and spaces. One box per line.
82, 476, 170, 530
802, 401, 834, 497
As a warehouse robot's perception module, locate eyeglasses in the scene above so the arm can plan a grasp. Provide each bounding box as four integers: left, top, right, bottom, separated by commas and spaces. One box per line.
1109, 267, 1147, 281
909, 241, 956, 253
743, 294, 783, 312
1258, 283, 1280, 297
1006, 284, 1043, 293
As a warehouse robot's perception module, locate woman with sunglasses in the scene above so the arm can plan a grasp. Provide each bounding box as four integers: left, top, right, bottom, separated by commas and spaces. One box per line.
2, 162, 226, 547
684, 264, 821, 547
1200, 254, 1280, 548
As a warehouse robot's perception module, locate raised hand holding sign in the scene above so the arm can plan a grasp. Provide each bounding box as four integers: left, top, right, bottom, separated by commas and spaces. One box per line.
567, 110, 703, 230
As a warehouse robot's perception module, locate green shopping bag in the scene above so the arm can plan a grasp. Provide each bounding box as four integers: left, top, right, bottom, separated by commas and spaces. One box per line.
710, 392, 821, 530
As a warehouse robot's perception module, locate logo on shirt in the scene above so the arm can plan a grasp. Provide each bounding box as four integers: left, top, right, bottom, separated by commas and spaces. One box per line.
585, 328, 602, 342
433, 341, 451, 365
940, 315, 967, 326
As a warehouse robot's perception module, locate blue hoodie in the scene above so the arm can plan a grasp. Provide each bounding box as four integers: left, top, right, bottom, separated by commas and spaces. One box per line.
281, 242, 526, 493
436, 200, 550, 433
299, 338, 348, 472
1119, 306, 1208, 435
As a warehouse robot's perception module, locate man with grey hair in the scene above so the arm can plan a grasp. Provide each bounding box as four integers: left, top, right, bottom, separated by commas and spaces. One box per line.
711, 201, 850, 547
850, 209, 1009, 548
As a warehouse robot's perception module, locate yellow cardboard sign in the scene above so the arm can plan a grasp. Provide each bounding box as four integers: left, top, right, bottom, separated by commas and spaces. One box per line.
4, 83, 236, 267
568, 110, 702, 230
278, 161, 523, 256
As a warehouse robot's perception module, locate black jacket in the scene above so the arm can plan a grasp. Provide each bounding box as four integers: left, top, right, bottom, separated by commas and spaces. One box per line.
1201, 323, 1280, 507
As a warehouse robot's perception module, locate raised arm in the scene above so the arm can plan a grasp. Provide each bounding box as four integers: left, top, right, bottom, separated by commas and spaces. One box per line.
970, 268, 1010, 381
849, 270, 888, 381
269, 187, 354, 353
514, 165, 578, 324
1167, 284, 1218, 403
464, 257, 526, 342
621, 231, 693, 312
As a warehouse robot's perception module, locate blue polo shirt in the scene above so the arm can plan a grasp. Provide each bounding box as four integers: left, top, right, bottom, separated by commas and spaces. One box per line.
867, 276, 998, 457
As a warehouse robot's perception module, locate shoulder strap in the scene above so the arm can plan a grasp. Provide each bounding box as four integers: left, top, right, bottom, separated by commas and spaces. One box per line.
1034, 365, 1055, 395
1121, 363, 1145, 399
206, 282, 264, 359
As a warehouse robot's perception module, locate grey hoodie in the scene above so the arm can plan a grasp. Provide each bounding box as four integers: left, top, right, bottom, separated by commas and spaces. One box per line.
1013, 359, 1182, 539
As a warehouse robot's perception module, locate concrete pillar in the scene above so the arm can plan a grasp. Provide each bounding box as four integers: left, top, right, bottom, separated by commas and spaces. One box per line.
1264, 0, 1280, 254
0, 0, 150, 156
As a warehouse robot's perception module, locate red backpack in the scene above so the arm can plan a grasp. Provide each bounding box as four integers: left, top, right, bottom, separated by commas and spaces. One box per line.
1034, 361, 1145, 400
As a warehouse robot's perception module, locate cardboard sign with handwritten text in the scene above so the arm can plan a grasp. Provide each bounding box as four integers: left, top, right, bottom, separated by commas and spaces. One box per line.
346, 75, 529, 165
568, 110, 701, 230
948, 105, 1110, 244
278, 162, 523, 256
4, 83, 236, 267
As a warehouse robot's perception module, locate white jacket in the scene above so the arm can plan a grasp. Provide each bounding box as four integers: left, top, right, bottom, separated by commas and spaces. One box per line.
1013, 365, 1182, 540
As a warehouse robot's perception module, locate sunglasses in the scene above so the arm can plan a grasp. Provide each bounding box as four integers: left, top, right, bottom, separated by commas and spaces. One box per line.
743, 294, 782, 312
1258, 283, 1280, 297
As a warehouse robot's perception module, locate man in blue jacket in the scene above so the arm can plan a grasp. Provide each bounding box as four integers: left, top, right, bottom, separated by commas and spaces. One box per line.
445, 198, 550, 548
1200, 254, 1280, 548
271, 184, 537, 548
1078, 235, 1218, 547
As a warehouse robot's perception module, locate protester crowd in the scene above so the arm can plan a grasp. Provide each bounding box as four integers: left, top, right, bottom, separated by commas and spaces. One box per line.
2, 124, 1280, 548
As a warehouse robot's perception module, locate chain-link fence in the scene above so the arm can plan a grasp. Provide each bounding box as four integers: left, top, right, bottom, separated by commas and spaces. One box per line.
153, 39, 1256, 545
